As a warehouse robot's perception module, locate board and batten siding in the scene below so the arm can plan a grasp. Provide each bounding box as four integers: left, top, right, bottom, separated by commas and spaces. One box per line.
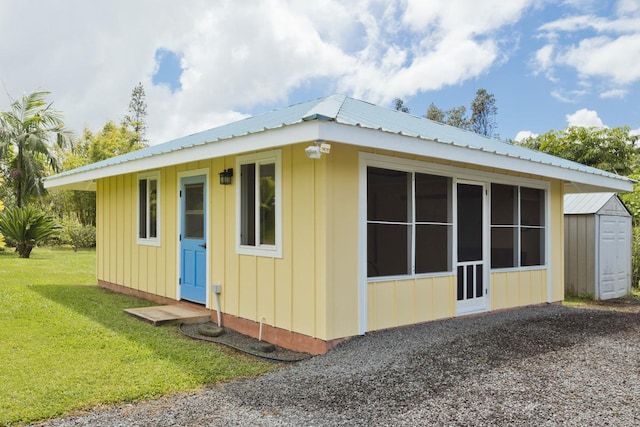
96, 144, 357, 342
96, 142, 565, 342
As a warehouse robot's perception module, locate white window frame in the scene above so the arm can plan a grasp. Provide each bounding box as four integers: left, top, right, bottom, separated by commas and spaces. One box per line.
236, 150, 282, 258
137, 171, 161, 246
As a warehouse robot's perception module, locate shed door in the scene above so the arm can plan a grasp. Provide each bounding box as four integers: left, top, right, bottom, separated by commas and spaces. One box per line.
598, 216, 631, 300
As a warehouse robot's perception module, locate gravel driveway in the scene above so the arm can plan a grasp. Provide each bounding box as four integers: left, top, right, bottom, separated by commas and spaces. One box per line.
36, 302, 640, 426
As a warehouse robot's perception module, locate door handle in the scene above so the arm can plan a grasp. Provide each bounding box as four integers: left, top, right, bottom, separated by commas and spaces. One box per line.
199, 243, 207, 249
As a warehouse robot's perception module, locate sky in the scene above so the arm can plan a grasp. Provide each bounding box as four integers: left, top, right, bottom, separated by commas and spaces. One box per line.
1, 0, 639, 146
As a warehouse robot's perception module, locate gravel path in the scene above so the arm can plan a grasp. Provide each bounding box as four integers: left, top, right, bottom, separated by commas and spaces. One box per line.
35, 303, 640, 426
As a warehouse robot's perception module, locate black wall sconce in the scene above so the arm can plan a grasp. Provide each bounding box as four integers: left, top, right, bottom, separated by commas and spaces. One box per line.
219, 168, 233, 185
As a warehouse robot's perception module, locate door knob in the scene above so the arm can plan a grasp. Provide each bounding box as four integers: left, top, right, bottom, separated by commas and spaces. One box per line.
199, 243, 207, 249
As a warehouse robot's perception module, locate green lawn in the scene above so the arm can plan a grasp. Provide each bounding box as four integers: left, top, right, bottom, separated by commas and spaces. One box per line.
0, 247, 274, 426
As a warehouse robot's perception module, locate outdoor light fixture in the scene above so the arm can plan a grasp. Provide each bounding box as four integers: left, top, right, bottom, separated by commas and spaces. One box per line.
219, 168, 233, 185
305, 140, 331, 159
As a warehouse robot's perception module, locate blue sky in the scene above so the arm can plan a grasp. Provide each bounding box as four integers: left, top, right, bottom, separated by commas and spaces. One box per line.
1, 1, 639, 144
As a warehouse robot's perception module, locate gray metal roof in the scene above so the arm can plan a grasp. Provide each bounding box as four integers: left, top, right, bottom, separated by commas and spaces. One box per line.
564, 192, 624, 215
47, 94, 633, 186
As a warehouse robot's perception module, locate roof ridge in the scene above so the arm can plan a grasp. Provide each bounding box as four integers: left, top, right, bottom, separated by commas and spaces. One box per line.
302, 93, 346, 121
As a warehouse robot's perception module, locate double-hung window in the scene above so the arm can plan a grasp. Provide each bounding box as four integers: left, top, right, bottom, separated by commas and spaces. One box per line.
367, 166, 452, 278
490, 184, 545, 268
237, 150, 282, 257
138, 171, 160, 245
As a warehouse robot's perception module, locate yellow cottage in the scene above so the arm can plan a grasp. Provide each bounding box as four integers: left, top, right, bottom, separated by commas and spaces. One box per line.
45, 95, 633, 354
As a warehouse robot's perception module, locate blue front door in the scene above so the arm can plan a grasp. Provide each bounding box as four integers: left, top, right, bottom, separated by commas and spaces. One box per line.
180, 175, 207, 304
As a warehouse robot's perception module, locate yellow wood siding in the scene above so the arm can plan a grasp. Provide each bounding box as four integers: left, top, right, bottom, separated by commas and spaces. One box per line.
367, 276, 456, 331
95, 141, 566, 343
490, 269, 547, 310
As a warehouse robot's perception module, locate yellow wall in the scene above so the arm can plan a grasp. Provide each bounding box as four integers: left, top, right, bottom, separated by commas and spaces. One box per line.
96, 145, 336, 340
367, 276, 456, 332
96, 141, 565, 342
490, 269, 547, 310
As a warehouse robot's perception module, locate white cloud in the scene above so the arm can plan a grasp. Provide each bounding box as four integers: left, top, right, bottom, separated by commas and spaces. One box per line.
600, 89, 628, 98
566, 108, 606, 127
0, 0, 534, 145
630, 127, 640, 136
514, 130, 538, 141
535, 2, 640, 91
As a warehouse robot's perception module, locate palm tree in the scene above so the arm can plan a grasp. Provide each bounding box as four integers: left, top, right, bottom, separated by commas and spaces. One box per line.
0, 91, 72, 207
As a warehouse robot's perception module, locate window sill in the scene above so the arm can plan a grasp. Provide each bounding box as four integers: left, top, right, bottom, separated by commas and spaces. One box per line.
137, 238, 161, 247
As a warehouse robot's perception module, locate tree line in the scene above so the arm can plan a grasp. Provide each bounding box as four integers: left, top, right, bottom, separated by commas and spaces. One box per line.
0, 84, 148, 257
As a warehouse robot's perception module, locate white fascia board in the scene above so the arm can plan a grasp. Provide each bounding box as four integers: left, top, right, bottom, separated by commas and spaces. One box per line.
318, 122, 634, 193
45, 121, 321, 190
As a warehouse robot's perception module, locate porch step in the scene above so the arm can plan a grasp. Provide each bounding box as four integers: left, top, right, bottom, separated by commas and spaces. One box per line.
124, 305, 211, 326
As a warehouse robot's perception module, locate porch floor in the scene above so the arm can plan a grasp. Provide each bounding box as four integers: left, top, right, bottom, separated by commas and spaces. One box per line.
124, 305, 211, 326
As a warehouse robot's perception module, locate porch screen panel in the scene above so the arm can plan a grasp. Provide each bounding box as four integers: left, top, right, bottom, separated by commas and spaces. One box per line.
367, 167, 452, 278
367, 167, 410, 277
520, 187, 545, 266
415, 173, 452, 273
491, 184, 517, 268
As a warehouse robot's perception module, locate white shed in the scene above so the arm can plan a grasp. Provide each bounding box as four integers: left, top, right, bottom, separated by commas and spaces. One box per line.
564, 193, 632, 299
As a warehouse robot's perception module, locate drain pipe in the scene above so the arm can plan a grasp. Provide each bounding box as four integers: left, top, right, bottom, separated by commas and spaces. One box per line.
211, 284, 222, 327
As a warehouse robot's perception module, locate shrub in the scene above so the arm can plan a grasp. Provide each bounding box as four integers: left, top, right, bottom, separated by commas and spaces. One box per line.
633, 227, 640, 288
63, 219, 96, 251
0, 207, 62, 258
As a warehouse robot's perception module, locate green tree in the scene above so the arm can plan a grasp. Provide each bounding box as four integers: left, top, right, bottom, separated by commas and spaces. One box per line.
519, 126, 638, 176
470, 88, 498, 137
393, 98, 410, 113
425, 88, 496, 136
0, 91, 72, 207
426, 103, 445, 122
445, 105, 470, 129
52, 121, 146, 226
123, 82, 148, 144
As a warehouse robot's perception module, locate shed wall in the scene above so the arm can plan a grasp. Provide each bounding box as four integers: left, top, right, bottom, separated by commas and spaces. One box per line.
564, 215, 597, 296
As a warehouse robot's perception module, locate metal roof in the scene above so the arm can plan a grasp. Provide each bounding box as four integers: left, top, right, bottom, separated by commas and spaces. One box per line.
45, 94, 634, 191
564, 192, 626, 215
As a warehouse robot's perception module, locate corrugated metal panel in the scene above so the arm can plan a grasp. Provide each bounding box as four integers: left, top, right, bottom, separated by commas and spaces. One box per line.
48, 94, 633, 186
564, 193, 629, 215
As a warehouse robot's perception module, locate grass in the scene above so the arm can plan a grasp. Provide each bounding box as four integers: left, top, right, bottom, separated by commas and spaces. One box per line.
563, 288, 640, 307
0, 247, 274, 426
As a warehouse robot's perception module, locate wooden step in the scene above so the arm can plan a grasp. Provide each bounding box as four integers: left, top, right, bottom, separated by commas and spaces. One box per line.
124, 305, 211, 326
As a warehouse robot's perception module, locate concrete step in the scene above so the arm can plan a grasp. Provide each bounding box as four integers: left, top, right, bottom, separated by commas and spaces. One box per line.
124, 305, 211, 326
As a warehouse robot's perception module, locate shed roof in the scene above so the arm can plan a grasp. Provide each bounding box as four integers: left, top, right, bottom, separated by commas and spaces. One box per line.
564, 192, 631, 216
45, 94, 635, 193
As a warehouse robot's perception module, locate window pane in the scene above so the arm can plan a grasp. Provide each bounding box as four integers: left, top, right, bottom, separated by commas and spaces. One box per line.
521, 187, 544, 226
241, 164, 256, 246
415, 224, 450, 273
149, 179, 158, 238
415, 173, 450, 223
521, 227, 544, 266
367, 167, 409, 222
367, 223, 409, 277
184, 183, 204, 239
259, 163, 276, 245
491, 184, 517, 225
139, 179, 147, 238
491, 227, 517, 268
